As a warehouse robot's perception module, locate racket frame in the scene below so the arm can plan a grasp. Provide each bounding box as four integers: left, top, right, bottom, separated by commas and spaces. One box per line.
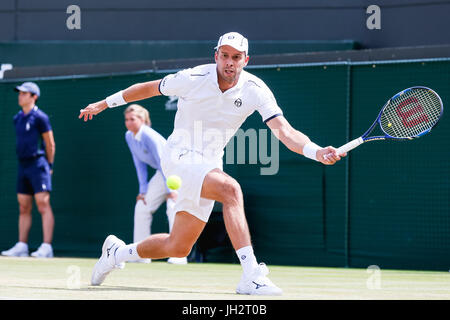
337, 86, 443, 155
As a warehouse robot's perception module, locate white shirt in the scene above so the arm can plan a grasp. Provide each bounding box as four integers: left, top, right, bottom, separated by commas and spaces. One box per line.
159, 63, 283, 160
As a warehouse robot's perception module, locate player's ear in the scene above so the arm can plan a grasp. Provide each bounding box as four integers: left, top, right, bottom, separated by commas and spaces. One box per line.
244, 55, 250, 66
214, 50, 218, 62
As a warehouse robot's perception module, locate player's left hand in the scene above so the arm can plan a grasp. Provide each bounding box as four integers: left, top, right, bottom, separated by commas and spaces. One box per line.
79, 100, 108, 122
317, 147, 346, 165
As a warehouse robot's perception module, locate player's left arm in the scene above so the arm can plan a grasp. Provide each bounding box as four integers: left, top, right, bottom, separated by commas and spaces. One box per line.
265, 115, 344, 165
42, 130, 55, 172
79, 80, 162, 121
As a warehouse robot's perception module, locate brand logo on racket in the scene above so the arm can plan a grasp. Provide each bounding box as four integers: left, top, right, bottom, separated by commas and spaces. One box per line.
395, 97, 430, 128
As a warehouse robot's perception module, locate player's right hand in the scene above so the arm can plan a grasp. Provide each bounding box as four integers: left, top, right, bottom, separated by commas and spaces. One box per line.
318, 146, 346, 165
79, 100, 108, 121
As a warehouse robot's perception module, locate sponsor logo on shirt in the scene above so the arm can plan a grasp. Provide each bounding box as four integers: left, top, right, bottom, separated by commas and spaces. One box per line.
234, 98, 242, 107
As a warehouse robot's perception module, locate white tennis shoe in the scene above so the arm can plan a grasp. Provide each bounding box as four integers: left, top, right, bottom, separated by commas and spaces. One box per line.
129, 258, 151, 264
236, 263, 283, 296
167, 257, 188, 265
31, 243, 53, 258
1, 242, 29, 257
91, 235, 125, 286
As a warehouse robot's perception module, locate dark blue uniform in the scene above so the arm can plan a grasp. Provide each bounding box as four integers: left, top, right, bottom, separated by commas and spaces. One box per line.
14, 106, 52, 195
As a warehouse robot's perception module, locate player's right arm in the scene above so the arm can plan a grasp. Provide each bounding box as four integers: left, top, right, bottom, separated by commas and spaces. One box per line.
79, 79, 162, 122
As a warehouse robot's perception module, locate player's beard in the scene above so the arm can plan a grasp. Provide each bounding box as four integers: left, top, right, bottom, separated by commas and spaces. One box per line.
219, 67, 240, 85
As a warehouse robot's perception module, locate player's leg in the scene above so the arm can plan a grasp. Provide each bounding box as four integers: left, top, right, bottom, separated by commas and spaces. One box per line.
1, 193, 33, 257
134, 211, 205, 259
91, 211, 204, 285
201, 169, 253, 262
32, 191, 54, 257
200, 168, 282, 295
165, 195, 188, 264
1, 166, 33, 257
18, 193, 33, 244
34, 192, 54, 244
141, 171, 188, 264
28, 158, 54, 257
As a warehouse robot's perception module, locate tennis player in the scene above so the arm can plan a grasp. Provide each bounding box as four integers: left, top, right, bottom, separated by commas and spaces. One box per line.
1, 82, 55, 258
124, 104, 187, 265
80, 32, 345, 295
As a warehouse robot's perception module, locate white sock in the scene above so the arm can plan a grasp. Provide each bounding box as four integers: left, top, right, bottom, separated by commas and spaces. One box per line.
236, 246, 258, 277
114, 243, 142, 264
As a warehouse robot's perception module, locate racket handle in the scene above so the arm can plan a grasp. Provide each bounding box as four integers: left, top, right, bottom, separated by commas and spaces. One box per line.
337, 137, 364, 155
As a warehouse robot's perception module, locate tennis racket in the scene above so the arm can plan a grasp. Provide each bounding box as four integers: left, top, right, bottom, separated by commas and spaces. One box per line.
336, 86, 443, 155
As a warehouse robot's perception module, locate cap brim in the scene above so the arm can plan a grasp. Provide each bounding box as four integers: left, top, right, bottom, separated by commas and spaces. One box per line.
14, 86, 28, 92
214, 44, 247, 54
14, 86, 38, 96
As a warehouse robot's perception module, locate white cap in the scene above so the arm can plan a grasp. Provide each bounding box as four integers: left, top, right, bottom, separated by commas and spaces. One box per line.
215, 32, 248, 55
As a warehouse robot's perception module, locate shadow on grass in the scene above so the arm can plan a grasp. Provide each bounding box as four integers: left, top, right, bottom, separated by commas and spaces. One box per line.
4, 284, 236, 296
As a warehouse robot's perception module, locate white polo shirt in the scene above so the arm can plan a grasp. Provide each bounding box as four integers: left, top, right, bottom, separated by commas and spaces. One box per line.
159, 63, 283, 160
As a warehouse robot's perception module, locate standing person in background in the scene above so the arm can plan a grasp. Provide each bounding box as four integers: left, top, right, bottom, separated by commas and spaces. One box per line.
124, 104, 187, 265
1, 82, 56, 258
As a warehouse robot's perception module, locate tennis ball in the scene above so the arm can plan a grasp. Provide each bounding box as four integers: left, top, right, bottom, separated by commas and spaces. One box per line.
166, 175, 182, 190
388, 123, 392, 127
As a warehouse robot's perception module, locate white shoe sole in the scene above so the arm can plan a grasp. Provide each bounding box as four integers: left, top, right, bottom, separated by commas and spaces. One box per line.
31, 253, 53, 258
167, 257, 188, 265
1, 252, 29, 257
236, 287, 283, 296
129, 258, 151, 264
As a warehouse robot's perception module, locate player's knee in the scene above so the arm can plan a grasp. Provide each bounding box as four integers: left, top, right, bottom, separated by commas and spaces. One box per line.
170, 244, 192, 258
19, 204, 32, 215
168, 238, 192, 257
35, 199, 50, 213
221, 178, 243, 205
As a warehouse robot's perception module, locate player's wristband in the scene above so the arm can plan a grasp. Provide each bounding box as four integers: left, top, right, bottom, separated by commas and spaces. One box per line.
105, 90, 127, 108
303, 142, 322, 161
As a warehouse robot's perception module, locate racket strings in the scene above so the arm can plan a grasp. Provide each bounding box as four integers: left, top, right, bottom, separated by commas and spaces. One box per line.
380, 88, 442, 138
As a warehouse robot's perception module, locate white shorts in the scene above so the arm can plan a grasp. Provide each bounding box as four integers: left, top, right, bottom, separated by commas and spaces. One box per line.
160, 145, 222, 223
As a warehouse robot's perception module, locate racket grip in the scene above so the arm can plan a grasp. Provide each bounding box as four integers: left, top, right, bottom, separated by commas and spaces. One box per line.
337, 137, 364, 155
